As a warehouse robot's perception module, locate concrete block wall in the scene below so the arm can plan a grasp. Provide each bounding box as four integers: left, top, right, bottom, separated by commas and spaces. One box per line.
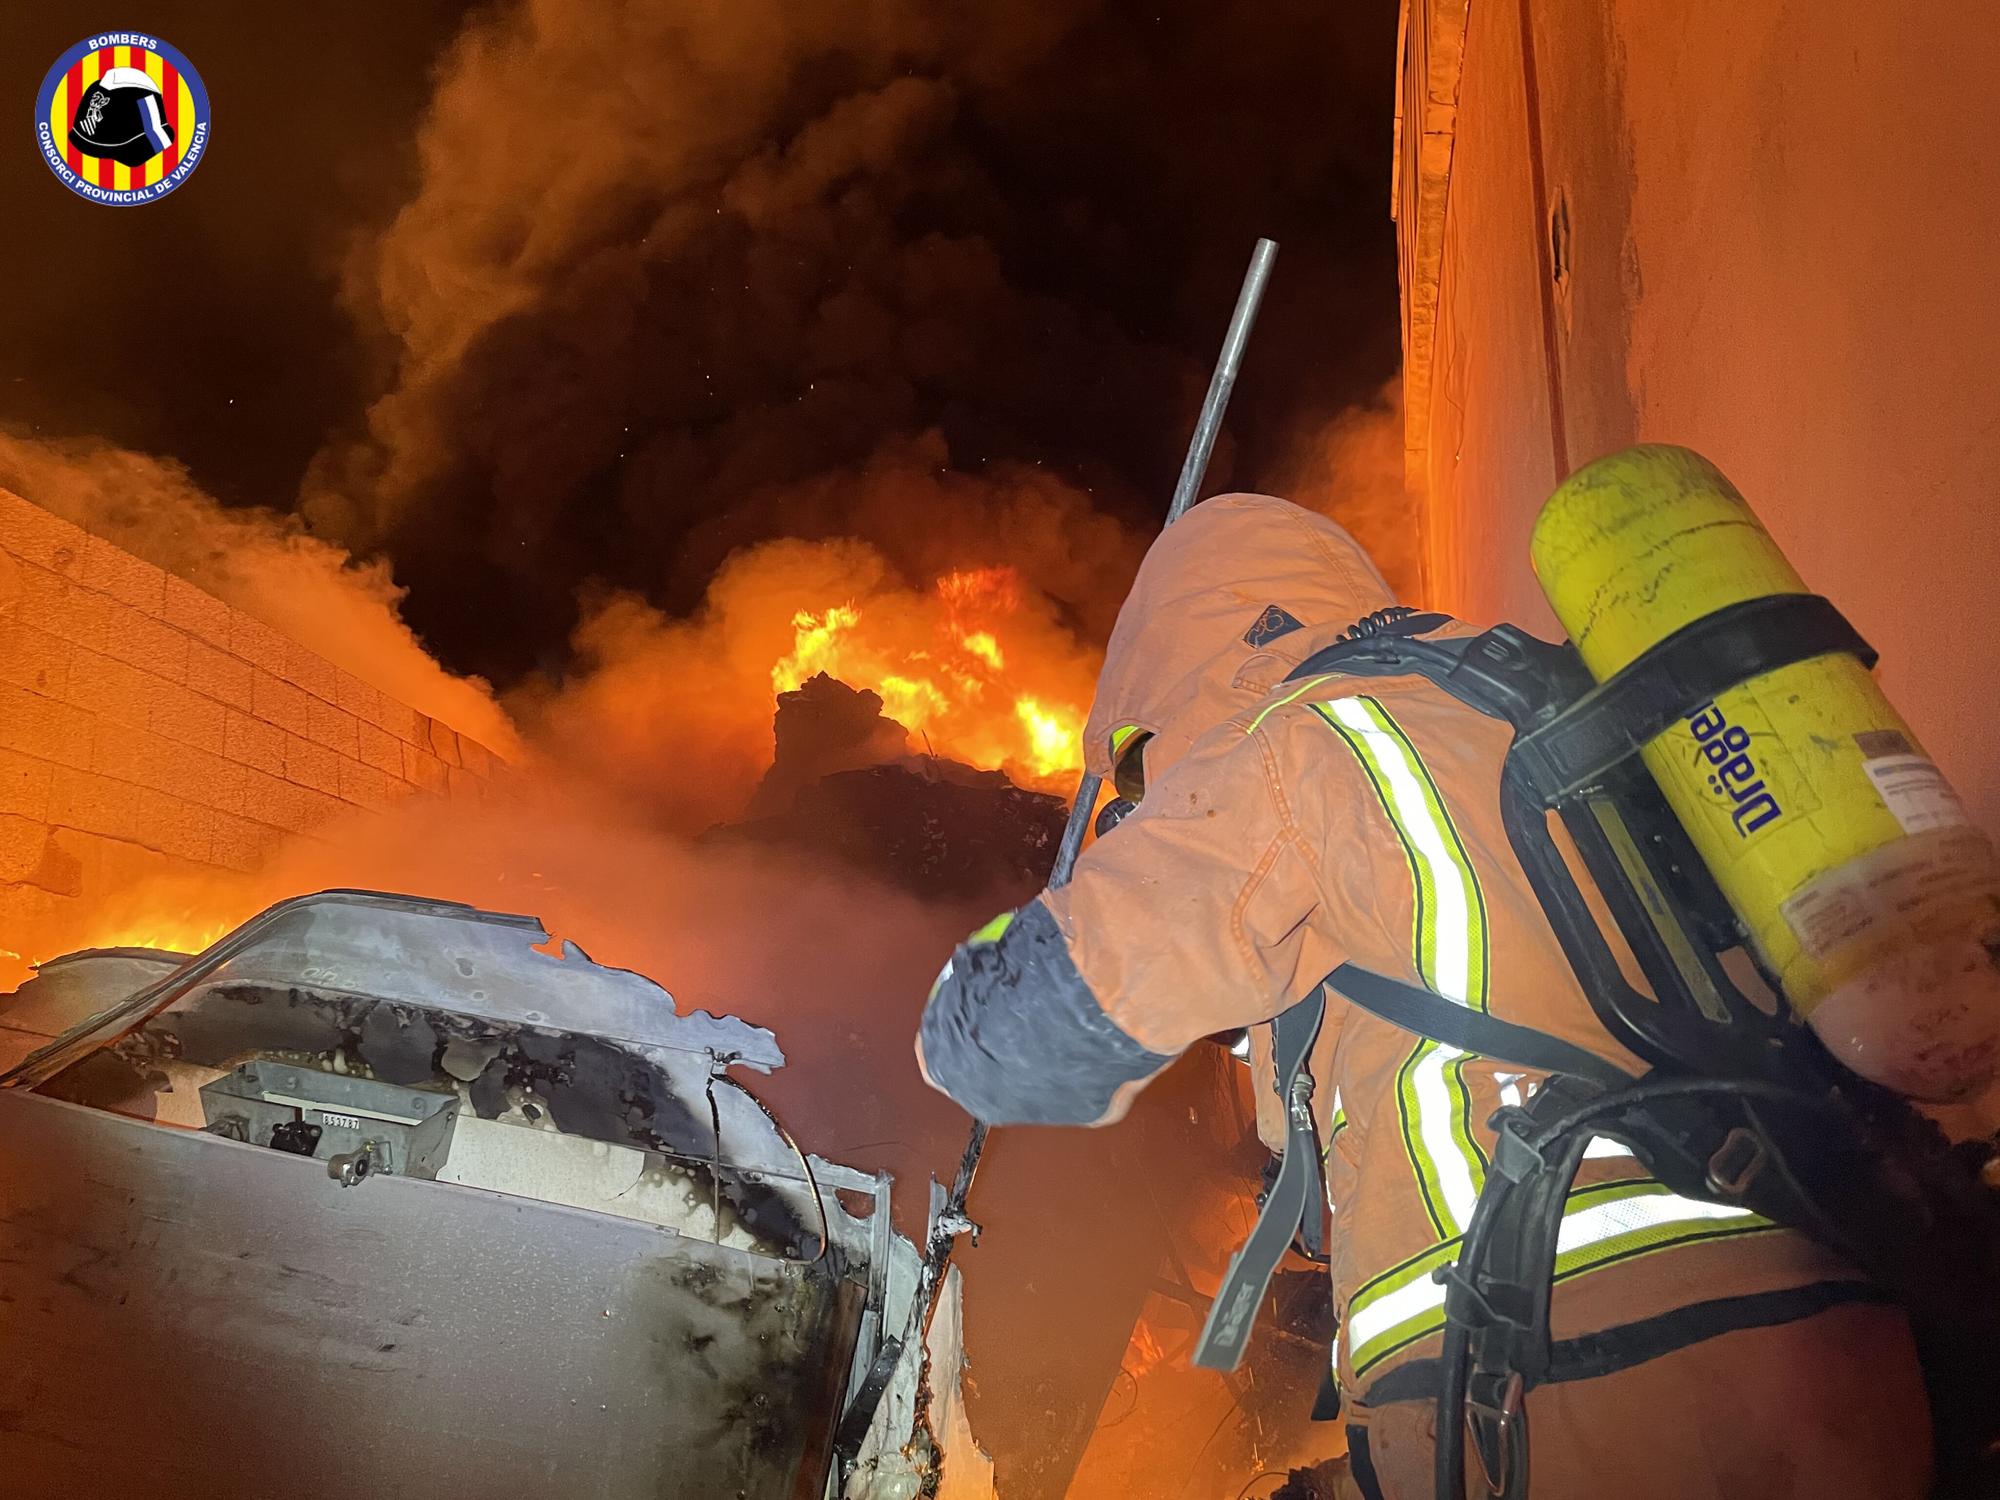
0, 486, 501, 962
1394, 0, 2000, 831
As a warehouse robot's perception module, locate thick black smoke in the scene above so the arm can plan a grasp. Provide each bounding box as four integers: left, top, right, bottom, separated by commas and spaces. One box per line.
303, 0, 1402, 683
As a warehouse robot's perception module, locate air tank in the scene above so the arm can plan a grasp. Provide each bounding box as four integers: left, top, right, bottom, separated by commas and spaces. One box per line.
1532, 444, 2000, 1100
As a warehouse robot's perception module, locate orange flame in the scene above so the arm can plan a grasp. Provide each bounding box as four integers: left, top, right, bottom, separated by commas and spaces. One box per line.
770, 568, 1085, 782
79, 916, 235, 957
1, 907, 244, 993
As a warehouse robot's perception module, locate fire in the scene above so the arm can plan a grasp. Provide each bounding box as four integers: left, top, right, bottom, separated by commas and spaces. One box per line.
779, 603, 863, 683
771, 568, 1085, 782
79, 916, 236, 958
1015, 696, 1081, 772
0, 919, 234, 994
1, 909, 243, 989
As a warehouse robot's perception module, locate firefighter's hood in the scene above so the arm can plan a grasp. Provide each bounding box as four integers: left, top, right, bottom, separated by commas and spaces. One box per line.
1082, 493, 1396, 780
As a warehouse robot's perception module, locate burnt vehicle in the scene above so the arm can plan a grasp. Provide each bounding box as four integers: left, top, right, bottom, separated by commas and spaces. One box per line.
0, 889, 987, 1500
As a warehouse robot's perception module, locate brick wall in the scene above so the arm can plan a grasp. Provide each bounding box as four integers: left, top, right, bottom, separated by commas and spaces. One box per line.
0, 486, 500, 959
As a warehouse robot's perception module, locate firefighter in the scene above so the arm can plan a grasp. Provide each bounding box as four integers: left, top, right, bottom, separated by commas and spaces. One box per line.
916, 493, 1932, 1498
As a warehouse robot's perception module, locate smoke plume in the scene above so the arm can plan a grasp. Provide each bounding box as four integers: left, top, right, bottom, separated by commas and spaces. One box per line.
297, 0, 1399, 684
507, 436, 1141, 829
1278, 378, 1416, 599
0, 430, 518, 754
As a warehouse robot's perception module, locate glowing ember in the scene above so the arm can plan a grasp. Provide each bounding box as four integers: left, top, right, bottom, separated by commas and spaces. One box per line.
770, 568, 1085, 783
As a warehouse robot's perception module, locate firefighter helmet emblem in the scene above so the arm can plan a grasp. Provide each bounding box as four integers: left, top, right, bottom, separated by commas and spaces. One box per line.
1242, 602, 1306, 648
35, 34, 210, 204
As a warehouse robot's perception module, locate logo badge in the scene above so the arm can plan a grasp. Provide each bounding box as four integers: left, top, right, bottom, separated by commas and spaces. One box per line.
35, 34, 210, 205
1243, 603, 1306, 648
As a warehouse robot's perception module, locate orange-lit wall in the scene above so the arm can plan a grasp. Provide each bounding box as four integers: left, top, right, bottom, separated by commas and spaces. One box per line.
1398, 0, 2000, 831
0, 488, 498, 965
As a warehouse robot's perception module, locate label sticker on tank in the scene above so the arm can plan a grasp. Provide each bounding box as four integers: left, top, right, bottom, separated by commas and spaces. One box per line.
1860, 751, 1968, 835
1780, 828, 1994, 962
1780, 876, 1874, 962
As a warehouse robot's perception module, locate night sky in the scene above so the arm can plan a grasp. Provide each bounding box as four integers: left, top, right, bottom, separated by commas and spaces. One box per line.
1, 1, 1400, 685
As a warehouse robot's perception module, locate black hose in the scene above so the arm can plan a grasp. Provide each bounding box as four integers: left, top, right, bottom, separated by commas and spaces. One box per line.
1340, 606, 1422, 641
1526, 1076, 1839, 1153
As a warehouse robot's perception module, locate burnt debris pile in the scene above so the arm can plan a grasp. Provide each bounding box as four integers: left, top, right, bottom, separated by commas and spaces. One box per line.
713, 673, 1066, 900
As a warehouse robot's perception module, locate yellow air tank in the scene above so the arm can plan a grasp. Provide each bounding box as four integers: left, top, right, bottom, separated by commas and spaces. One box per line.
1531, 445, 2000, 1100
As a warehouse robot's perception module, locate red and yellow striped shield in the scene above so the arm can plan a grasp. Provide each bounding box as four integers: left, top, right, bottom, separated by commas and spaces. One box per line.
36, 33, 211, 204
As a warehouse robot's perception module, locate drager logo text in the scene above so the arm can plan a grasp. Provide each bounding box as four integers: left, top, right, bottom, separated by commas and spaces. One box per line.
1688, 701, 1782, 837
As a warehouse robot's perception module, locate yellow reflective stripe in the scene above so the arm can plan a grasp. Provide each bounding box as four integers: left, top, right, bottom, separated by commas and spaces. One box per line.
1446, 1053, 1490, 1186
1344, 1179, 1778, 1379
1308, 696, 1778, 1381
1344, 1236, 1463, 1376
1245, 675, 1335, 735
1369, 703, 1490, 1007
1110, 724, 1143, 755
1315, 696, 1491, 1236
930, 908, 1018, 1000
1391, 1041, 1457, 1238
1320, 698, 1486, 1007
967, 909, 1015, 945
1322, 1085, 1347, 1215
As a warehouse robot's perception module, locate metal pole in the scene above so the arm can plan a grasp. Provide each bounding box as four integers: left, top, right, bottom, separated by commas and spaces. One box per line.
1049, 236, 1279, 889
1165, 237, 1280, 527
923, 241, 1280, 1319
1046, 770, 1102, 888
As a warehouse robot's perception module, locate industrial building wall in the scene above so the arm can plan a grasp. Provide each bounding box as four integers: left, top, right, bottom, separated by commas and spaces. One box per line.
0, 487, 498, 965
1397, 0, 2000, 830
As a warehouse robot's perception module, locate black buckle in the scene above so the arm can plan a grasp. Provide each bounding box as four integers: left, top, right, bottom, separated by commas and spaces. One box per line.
1706, 1126, 1768, 1198
1434, 1261, 1511, 1330
1488, 1107, 1546, 1184
1467, 1369, 1526, 1497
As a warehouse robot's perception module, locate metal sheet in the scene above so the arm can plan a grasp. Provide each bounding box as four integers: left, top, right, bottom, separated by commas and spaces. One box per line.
4, 891, 784, 1088
0, 947, 181, 1035
15, 898, 884, 1269
0, 1089, 860, 1500
226, 894, 786, 1067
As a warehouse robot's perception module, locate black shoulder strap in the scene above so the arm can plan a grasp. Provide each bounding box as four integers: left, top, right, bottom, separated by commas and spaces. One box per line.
1190, 964, 1635, 1374
1187, 617, 1631, 1377
1287, 621, 1586, 735
1325, 965, 1632, 1090
1194, 988, 1324, 1370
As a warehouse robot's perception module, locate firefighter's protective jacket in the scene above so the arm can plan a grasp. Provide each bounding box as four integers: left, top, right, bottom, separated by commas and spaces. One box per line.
918, 494, 1872, 1409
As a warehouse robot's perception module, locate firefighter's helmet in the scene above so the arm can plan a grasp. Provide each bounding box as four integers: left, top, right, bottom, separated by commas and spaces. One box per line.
70, 66, 174, 169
